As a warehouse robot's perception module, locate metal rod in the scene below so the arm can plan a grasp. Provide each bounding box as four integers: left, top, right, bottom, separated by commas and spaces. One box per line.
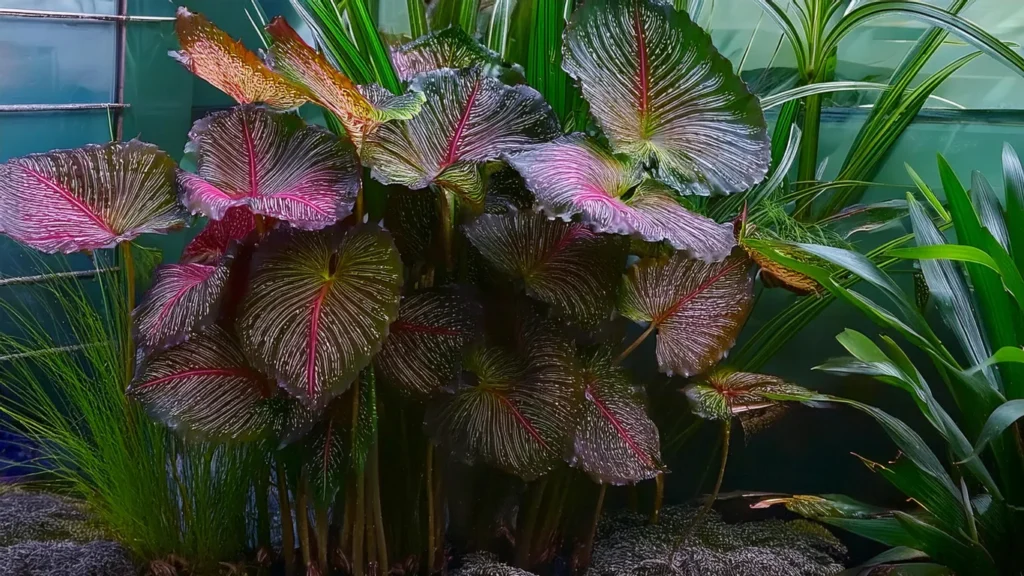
0, 8, 173, 22
0, 103, 129, 113
114, 0, 128, 141
0, 267, 120, 288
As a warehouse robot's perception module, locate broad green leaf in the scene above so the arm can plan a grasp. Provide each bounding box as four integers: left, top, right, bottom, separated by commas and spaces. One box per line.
129, 326, 285, 441
170, 7, 308, 109
266, 17, 424, 150
858, 454, 968, 537
180, 206, 255, 264
965, 399, 1024, 462
133, 261, 231, 353
562, 0, 770, 195
464, 211, 629, 326
425, 345, 575, 480
886, 243, 1024, 313
619, 251, 754, 377
178, 106, 360, 229
971, 171, 1010, 251
904, 196, 995, 380
571, 349, 665, 484
906, 163, 950, 222
390, 27, 525, 84
238, 225, 403, 408
967, 346, 1024, 375
506, 135, 736, 261
894, 512, 997, 576
362, 68, 559, 209
0, 141, 185, 253
375, 288, 482, 397
1002, 143, 1024, 272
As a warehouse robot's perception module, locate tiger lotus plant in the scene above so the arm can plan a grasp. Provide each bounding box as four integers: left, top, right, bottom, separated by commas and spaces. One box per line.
0, 2, 803, 574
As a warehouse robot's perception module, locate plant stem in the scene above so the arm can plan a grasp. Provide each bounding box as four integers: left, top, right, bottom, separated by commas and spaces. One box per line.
256, 463, 272, 551
368, 431, 388, 570
316, 505, 330, 573
436, 188, 455, 273
516, 476, 548, 568
671, 420, 731, 565
578, 483, 607, 574
407, 0, 427, 38
353, 456, 366, 576
651, 473, 664, 525
356, 184, 365, 222
795, 92, 823, 217
615, 323, 657, 365
426, 443, 436, 572
254, 214, 267, 236
120, 242, 135, 387
276, 460, 296, 576
296, 473, 313, 571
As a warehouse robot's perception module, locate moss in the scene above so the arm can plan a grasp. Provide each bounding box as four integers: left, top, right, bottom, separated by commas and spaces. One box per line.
0, 489, 106, 546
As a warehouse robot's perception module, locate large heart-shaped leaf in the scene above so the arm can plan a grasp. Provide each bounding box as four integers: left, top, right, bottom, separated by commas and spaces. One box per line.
570, 349, 664, 484
0, 141, 185, 253
465, 211, 628, 326
238, 225, 402, 408
685, 369, 803, 435
562, 0, 769, 195
129, 326, 284, 441
178, 105, 360, 229
170, 7, 308, 109
375, 288, 482, 397
133, 260, 232, 353
425, 346, 575, 480
619, 251, 754, 377
391, 27, 525, 84
506, 135, 735, 261
266, 17, 425, 149
362, 68, 559, 209
180, 206, 255, 265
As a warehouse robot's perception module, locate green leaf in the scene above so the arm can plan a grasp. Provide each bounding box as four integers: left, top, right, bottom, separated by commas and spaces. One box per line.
893, 511, 997, 576
619, 251, 755, 377
967, 346, 1024, 375
906, 163, 950, 222
485, 0, 516, 57
465, 211, 628, 327
390, 27, 525, 84
965, 400, 1024, 463
760, 81, 957, 110
971, 171, 1010, 251
684, 368, 800, 435
238, 226, 403, 409
562, 0, 770, 195
857, 453, 968, 537
1003, 143, 1024, 273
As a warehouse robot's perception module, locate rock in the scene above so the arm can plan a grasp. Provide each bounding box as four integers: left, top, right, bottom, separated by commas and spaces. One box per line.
0, 488, 104, 546
589, 506, 846, 576
0, 540, 135, 576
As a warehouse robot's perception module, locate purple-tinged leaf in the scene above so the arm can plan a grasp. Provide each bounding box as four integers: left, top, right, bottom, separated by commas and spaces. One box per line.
180, 206, 256, 264
362, 68, 559, 210
684, 368, 801, 435
133, 260, 231, 353
266, 18, 425, 149
619, 251, 754, 377
506, 135, 736, 261
375, 288, 482, 397
0, 140, 186, 253
238, 225, 403, 408
562, 0, 769, 194
179, 105, 360, 229
571, 349, 664, 484
129, 326, 283, 441
170, 7, 308, 109
464, 211, 628, 326
391, 27, 525, 84
425, 346, 575, 480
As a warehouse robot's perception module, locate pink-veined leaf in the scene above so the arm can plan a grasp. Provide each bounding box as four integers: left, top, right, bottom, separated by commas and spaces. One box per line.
570, 348, 664, 484
178, 105, 360, 229
133, 260, 232, 353
362, 67, 559, 210
425, 345, 575, 480
375, 288, 482, 397
129, 325, 286, 441
562, 0, 769, 195
305, 372, 376, 506
180, 206, 256, 264
464, 211, 628, 326
0, 140, 186, 253
684, 369, 801, 435
391, 27, 525, 84
170, 7, 308, 109
506, 135, 736, 261
238, 225, 402, 408
266, 17, 424, 149
618, 251, 754, 377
